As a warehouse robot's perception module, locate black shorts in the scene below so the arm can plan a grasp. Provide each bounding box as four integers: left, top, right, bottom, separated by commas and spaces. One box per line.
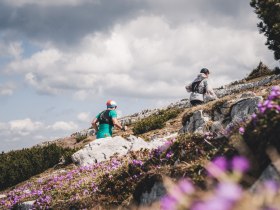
190, 100, 203, 106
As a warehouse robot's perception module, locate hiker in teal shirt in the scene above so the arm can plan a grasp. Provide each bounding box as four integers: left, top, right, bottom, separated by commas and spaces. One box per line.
91, 100, 127, 139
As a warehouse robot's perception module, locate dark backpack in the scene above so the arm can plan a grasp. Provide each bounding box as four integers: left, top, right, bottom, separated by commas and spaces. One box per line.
191, 80, 206, 94
98, 110, 114, 126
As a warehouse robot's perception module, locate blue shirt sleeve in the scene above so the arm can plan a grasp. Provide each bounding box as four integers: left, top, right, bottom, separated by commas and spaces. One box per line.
109, 110, 117, 118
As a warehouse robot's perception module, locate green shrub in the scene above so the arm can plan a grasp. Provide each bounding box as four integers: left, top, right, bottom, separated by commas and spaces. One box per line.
132, 108, 182, 135
243, 107, 280, 173
245, 61, 273, 81
76, 135, 87, 143
0, 144, 76, 191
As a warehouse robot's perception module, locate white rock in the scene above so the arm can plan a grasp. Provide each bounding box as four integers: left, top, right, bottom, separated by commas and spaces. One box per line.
0, 194, 6, 199
17, 200, 36, 210
72, 136, 132, 166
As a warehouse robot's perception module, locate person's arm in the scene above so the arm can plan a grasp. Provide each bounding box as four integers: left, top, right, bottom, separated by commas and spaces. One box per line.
112, 118, 127, 131
185, 83, 192, 92
205, 80, 218, 99
91, 118, 99, 133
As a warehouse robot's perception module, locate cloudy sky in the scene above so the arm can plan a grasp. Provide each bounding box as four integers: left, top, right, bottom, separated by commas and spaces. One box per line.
0, 0, 277, 152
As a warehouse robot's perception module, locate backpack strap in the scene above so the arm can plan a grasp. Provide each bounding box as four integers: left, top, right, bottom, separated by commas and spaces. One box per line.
191, 79, 206, 94
98, 110, 114, 126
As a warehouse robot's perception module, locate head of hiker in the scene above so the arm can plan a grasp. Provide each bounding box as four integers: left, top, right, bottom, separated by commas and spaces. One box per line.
106, 100, 117, 109
200, 68, 210, 77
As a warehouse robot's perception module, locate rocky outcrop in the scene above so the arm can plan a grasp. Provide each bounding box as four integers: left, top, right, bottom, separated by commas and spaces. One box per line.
16, 201, 35, 210
120, 74, 279, 127
71, 134, 176, 166
181, 96, 263, 135
133, 174, 166, 206
250, 164, 280, 193
230, 97, 262, 123
215, 74, 280, 98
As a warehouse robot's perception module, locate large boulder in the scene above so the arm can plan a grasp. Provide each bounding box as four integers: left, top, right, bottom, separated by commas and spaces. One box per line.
16, 201, 35, 210
181, 96, 263, 137
230, 96, 262, 123
71, 136, 131, 166
133, 174, 166, 206
181, 110, 210, 134
71, 135, 174, 166
250, 164, 280, 193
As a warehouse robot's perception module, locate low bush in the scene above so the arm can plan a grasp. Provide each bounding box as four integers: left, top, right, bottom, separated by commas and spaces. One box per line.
243, 86, 280, 172
245, 61, 273, 81
132, 108, 182, 135
76, 135, 87, 143
0, 144, 76, 191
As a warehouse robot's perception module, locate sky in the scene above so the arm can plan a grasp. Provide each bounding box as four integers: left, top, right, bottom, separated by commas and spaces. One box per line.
0, 0, 278, 152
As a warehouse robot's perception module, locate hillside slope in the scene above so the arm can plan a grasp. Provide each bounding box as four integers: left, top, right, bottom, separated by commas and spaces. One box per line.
0, 71, 279, 210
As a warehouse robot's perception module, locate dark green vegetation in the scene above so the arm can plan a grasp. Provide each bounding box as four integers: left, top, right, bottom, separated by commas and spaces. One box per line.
244, 100, 280, 174
0, 144, 76, 190
75, 135, 87, 143
245, 61, 274, 81
132, 108, 182, 135
251, 0, 280, 60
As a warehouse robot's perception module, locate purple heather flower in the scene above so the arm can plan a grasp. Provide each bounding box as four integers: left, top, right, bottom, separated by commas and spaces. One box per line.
231, 156, 249, 173
207, 157, 228, 177
271, 86, 280, 91
260, 107, 266, 114
191, 198, 232, 210
158, 141, 173, 153
215, 182, 242, 202
178, 179, 195, 194
251, 113, 257, 119
161, 195, 178, 210
238, 127, 245, 135
263, 180, 280, 193
166, 151, 173, 159
132, 159, 143, 166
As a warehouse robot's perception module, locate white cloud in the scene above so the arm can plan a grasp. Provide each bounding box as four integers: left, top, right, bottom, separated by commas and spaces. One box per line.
4, 15, 274, 99
0, 41, 23, 59
0, 118, 82, 152
77, 112, 90, 122
73, 90, 89, 101
48, 121, 78, 131
0, 83, 16, 96
3, 0, 96, 7
8, 118, 44, 136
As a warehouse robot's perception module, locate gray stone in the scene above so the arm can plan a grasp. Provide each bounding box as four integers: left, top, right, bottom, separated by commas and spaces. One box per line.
0, 194, 6, 199
215, 74, 280, 98
16, 200, 35, 210
133, 174, 166, 206
210, 121, 224, 137
183, 110, 210, 134
240, 91, 256, 98
72, 135, 173, 166
72, 136, 132, 166
250, 164, 280, 193
230, 96, 263, 123
139, 182, 166, 205
87, 129, 95, 136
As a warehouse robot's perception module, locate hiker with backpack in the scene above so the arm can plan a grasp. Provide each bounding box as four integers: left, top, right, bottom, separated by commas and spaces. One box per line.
185, 68, 217, 106
91, 100, 127, 139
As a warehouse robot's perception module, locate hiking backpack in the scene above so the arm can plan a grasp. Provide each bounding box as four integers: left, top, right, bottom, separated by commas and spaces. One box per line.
191, 80, 206, 94
98, 110, 114, 125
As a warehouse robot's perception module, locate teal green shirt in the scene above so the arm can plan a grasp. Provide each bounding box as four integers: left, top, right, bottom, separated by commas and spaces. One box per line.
96, 110, 117, 139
